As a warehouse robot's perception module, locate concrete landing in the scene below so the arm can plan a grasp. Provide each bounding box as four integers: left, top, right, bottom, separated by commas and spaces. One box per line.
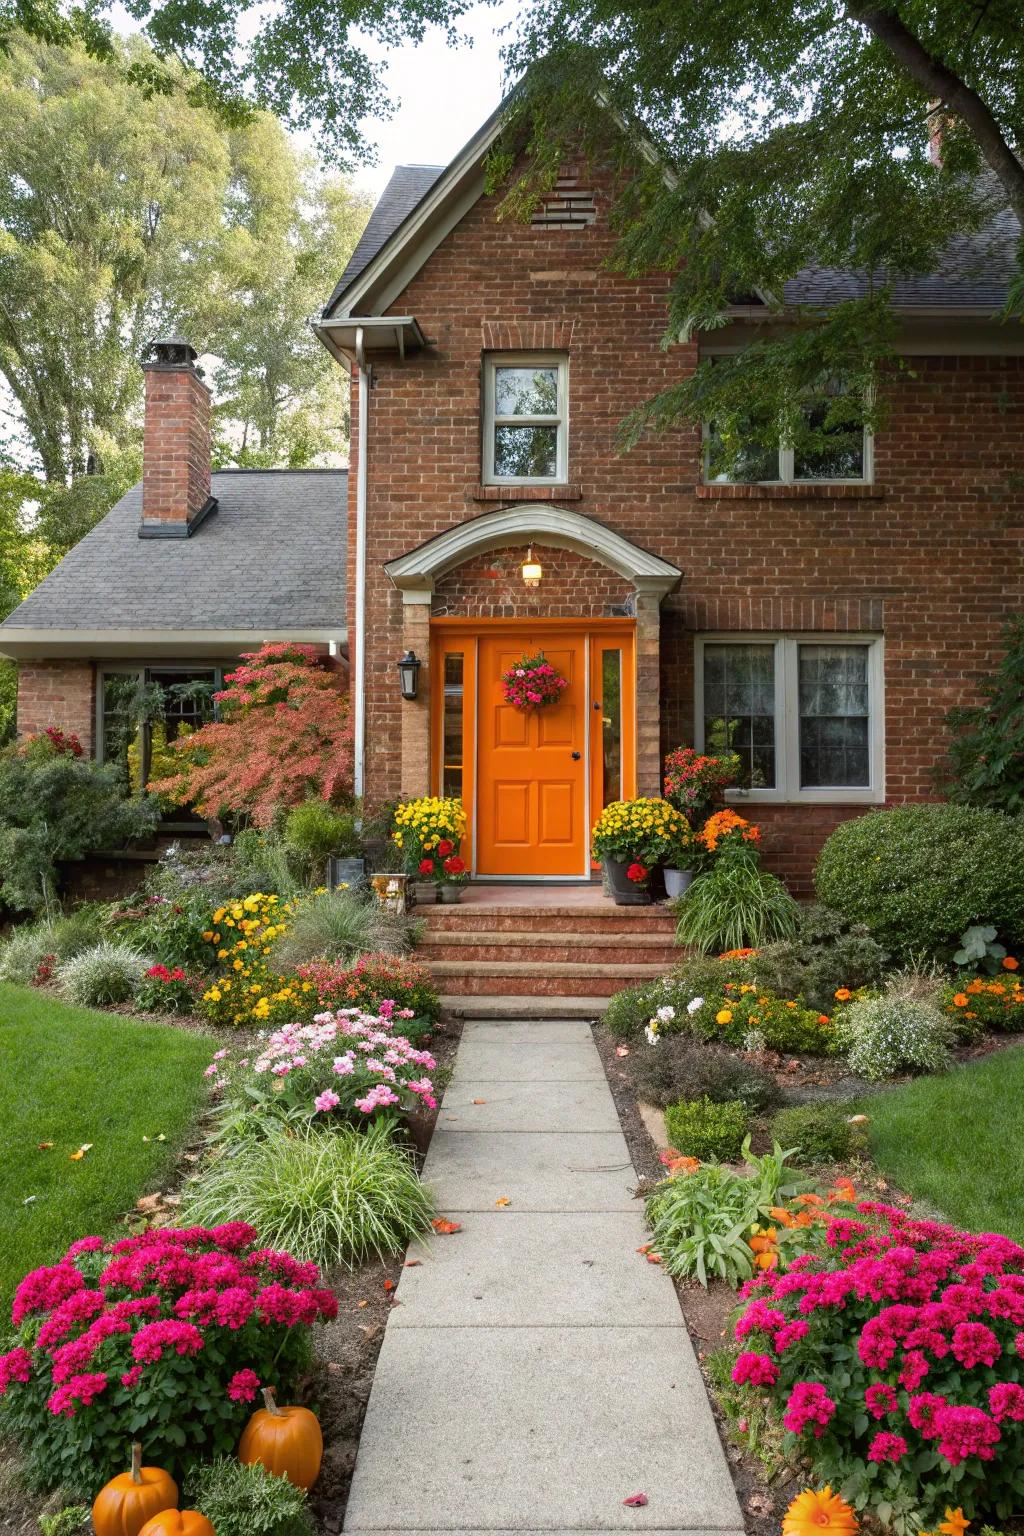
343, 1018, 744, 1536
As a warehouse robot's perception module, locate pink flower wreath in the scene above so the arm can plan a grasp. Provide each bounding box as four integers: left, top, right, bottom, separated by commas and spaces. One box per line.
500, 652, 568, 711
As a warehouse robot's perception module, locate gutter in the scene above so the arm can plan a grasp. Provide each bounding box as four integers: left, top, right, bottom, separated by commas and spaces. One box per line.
354, 327, 369, 802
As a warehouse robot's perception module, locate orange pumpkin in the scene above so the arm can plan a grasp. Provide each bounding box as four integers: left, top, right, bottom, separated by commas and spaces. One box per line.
238, 1386, 323, 1490
93, 1443, 179, 1536
138, 1511, 216, 1536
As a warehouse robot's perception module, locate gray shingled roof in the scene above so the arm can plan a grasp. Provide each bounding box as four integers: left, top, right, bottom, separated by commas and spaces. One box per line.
323, 164, 444, 316
0, 469, 347, 638
324, 152, 1020, 315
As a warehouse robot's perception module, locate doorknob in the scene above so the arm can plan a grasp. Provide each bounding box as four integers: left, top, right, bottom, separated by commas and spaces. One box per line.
571, 751, 581, 761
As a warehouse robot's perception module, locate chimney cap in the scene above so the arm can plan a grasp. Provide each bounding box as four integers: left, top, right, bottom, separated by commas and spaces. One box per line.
146, 335, 199, 369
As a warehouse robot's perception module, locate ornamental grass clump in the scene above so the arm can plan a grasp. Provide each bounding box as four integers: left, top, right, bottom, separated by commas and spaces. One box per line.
0, 1224, 336, 1496
184, 1121, 434, 1269
674, 839, 799, 954
728, 1202, 1024, 1525
268, 887, 409, 971
56, 940, 154, 1007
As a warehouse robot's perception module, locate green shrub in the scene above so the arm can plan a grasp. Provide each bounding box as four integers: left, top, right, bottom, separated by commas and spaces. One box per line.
835, 991, 954, 1080
771, 1103, 857, 1164
0, 924, 57, 984
184, 1120, 434, 1267
283, 798, 361, 873
187, 1458, 312, 1535
664, 1095, 747, 1161
814, 803, 1024, 959
944, 615, 1024, 815
751, 902, 889, 1012
674, 853, 799, 953
121, 887, 217, 973
56, 939, 153, 1006
38, 1510, 91, 1536
269, 887, 409, 971
231, 827, 304, 898
630, 1036, 782, 1113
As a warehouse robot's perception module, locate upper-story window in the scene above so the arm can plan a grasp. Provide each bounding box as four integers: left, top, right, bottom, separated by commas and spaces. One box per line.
483, 353, 568, 485
704, 377, 872, 485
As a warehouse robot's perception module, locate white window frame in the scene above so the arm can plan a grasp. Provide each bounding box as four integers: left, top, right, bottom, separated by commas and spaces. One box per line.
482, 352, 569, 485
694, 634, 885, 805
701, 422, 874, 486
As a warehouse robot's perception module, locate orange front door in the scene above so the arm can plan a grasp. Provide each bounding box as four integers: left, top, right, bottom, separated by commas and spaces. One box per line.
476, 632, 587, 876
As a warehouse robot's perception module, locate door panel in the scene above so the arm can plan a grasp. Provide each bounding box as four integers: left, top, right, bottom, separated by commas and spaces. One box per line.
477, 634, 587, 875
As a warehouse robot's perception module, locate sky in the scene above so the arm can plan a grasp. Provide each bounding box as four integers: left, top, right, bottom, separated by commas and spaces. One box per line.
350, 0, 517, 199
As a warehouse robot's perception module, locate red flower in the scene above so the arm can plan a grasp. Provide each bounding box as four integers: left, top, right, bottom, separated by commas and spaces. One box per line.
437, 839, 454, 857
626, 862, 649, 884
443, 855, 466, 876
418, 858, 435, 876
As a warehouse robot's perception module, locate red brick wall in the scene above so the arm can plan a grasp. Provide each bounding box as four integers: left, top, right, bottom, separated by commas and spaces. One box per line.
349, 170, 1024, 888
17, 661, 95, 752
142, 363, 212, 526
432, 545, 633, 618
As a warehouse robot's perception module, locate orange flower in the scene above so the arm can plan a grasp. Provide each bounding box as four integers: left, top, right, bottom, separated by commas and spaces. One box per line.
818, 1014, 831, 1024
952, 992, 968, 1007
795, 1192, 825, 1208
834, 987, 852, 1002
829, 1178, 858, 1204
783, 1487, 859, 1536
1003, 956, 1019, 971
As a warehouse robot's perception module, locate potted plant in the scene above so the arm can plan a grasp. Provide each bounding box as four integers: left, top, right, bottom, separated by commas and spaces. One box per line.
663, 747, 741, 826
391, 795, 469, 904
662, 818, 697, 899
590, 797, 689, 906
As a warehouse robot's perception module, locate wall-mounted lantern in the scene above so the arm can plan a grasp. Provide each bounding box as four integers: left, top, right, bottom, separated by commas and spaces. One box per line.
521, 546, 543, 589
397, 649, 422, 700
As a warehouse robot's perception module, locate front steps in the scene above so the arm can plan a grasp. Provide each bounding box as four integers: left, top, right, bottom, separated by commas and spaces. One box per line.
420, 899, 678, 1004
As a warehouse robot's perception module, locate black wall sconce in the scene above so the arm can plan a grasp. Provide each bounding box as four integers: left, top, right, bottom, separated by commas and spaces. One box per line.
397, 649, 422, 699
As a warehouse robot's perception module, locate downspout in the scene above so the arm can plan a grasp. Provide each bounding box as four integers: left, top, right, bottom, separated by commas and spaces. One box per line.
354, 327, 368, 802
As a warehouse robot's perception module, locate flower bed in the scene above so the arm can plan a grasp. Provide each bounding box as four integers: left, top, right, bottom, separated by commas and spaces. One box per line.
0, 1224, 336, 1496
728, 1201, 1024, 1525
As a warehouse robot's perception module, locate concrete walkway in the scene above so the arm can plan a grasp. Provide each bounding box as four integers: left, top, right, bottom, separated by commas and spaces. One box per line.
344, 1019, 745, 1536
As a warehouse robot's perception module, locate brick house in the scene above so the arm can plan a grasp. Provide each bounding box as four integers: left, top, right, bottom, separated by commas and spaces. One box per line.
3, 104, 1023, 895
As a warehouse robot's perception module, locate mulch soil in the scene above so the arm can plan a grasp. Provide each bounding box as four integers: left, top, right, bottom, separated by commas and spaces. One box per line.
0, 1006, 463, 1534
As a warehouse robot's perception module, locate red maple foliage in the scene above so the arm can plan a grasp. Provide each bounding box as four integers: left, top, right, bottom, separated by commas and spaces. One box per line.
149, 643, 352, 827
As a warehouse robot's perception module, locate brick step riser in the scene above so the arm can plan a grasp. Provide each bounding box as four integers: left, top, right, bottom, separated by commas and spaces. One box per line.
434, 972, 632, 997
422, 911, 677, 935
422, 942, 680, 965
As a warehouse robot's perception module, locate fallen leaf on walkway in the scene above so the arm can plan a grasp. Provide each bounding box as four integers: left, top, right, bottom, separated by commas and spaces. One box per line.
357, 1300, 369, 1309
432, 1218, 462, 1235
615, 1045, 630, 1057
636, 1243, 653, 1254
383, 1279, 396, 1293
622, 1493, 648, 1507
405, 1259, 422, 1267
471, 1098, 487, 1105
645, 1253, 662, 1265
68, 1144, 93, 1161
495, 1196, 511, 1207
37, 1142, 54, 1151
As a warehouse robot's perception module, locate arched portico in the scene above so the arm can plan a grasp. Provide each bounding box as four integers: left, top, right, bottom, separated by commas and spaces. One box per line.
385, 507, 681, 875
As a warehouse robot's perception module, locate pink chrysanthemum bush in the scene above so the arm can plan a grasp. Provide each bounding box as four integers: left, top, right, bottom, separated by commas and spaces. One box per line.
0, 1224, 336, 1496
728, 1202, 1024, 1527
205, 1003, 438, 1133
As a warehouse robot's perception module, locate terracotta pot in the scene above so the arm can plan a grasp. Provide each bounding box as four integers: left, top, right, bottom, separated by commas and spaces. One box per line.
603, 858, 653, 905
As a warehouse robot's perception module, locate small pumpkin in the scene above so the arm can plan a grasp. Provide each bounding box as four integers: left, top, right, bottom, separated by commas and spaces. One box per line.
783, 1486, 859, 1536
238, 1386, 323, 1490
138, 1511, 216, 1536
93, 1443, 180, 1536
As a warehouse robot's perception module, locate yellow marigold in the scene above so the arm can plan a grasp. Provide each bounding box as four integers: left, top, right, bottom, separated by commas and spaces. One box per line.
834, 987, 852, 1002
716, 1008, 733, 1025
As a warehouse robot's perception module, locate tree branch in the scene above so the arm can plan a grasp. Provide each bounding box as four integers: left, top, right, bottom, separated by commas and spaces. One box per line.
847, 3, 1024, 224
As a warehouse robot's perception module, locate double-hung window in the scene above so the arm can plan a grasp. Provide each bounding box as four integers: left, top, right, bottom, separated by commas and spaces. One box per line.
704, 377, 872, 485
695, 636, 884, 803
98, 665, 223, 820
483, 353, 568, 484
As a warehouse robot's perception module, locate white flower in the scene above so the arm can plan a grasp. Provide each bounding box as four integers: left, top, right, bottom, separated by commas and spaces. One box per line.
687, 996, 704, 1015
656, 1004, 676, 1024
644, 1023, 660, 1046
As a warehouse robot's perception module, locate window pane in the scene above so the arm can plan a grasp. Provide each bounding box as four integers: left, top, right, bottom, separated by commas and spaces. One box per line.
795, 385, 865, 480
703, 643, 776, 788
799, 645, 870, 787
493, 424, 558, 479
101, 673, 142, 779
600, 649, 622, 805
706, 423, 780, 484
442, 653, 464, 801
494, 366, 558, 417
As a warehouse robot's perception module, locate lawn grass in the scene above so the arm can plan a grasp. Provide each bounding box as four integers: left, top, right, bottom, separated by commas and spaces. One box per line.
0, 982, 215, 1315
862, 1042, 1024, 1241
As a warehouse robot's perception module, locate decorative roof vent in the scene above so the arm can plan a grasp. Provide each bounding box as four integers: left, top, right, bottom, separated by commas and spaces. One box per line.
531, 169, 597, 231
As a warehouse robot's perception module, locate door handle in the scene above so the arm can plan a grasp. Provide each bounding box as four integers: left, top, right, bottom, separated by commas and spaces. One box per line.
571, 751, 581, 761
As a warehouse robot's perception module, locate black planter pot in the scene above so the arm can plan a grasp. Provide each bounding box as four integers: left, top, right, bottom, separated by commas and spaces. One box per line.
327, 855, 367, 889
603, 857, 654, 906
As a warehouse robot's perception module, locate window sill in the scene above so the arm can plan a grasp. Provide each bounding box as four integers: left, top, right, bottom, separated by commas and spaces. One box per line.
472, 483, 583, 502
696, 482, 884, 500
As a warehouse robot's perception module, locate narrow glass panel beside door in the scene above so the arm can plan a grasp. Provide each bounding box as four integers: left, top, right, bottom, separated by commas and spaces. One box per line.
601, 649, 622, 805
442, 653, 464, 799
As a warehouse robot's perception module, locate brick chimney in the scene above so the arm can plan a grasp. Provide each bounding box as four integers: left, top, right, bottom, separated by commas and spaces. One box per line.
140, 336, 215, 538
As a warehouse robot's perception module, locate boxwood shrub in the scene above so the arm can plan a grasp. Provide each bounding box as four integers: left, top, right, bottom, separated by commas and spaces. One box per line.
771, 1103, 857, 1165
814, 804, 1024, 959
663, 1095, 747, 1161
